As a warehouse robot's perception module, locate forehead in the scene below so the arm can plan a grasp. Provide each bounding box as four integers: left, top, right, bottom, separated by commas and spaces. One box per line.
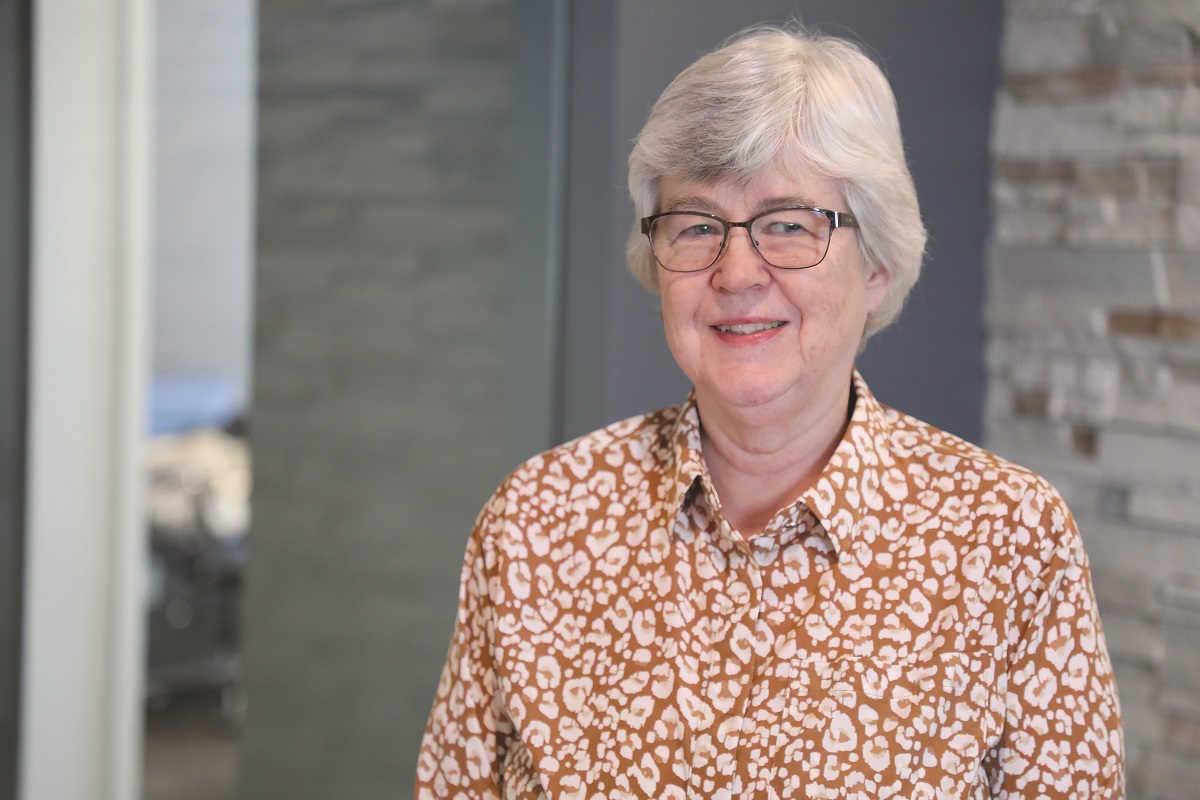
658, 166, 845, 214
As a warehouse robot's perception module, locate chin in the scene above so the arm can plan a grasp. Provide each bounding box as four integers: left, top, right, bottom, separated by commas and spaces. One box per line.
703, 370, 794, 410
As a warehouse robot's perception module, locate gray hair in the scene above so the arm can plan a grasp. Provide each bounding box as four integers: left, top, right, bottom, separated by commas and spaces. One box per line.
626, 25, 926, 340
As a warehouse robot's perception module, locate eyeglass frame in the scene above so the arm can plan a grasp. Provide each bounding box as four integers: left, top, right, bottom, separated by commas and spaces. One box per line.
639, 206, 858, 273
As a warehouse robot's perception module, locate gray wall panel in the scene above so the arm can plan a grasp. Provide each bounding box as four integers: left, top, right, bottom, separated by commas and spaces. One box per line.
242, 3, 517, 797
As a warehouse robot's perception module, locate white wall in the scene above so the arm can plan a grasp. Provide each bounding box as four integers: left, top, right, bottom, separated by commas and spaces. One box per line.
153, 0, 256, 406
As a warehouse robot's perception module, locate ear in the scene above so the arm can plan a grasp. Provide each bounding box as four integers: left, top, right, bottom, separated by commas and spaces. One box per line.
864, 262, 891, 314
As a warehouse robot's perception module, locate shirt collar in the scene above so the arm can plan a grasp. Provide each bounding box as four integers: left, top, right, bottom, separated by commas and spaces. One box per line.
798, 370, 893, 558
666, 370, 893, 558
667, 389, 706, 515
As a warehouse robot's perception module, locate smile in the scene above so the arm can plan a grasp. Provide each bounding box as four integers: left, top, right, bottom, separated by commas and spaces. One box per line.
712, 321, 786, 334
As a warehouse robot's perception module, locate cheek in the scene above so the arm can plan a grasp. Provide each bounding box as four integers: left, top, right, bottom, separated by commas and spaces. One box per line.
658, 284, 707, 376
658, 290, 689, 353
659, 291, 681, 336
658, 278, 699, 333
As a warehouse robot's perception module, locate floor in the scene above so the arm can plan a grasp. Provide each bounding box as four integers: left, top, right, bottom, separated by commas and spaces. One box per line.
142, 689, 239, 800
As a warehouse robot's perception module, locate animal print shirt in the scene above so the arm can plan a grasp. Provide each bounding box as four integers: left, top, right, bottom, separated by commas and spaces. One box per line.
415, 372, 1124, 799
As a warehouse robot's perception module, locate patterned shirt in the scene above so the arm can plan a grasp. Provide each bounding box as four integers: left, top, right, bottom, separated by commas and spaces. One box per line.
416, 372, 1124, 799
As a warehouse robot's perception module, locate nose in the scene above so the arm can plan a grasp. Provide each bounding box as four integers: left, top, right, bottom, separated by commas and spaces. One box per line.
711, 226, 770, 293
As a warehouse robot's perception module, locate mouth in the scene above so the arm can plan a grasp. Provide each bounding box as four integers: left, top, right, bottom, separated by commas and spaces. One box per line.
711, 321, 786, 335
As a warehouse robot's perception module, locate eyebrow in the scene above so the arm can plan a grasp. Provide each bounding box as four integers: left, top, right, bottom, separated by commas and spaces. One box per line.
659, 195, 824, 216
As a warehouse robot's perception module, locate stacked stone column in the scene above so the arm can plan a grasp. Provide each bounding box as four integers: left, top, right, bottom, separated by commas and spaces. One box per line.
988, 1, 1200, 795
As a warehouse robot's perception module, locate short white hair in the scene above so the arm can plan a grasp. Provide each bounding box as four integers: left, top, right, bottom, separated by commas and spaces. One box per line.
626, 25, 926, 341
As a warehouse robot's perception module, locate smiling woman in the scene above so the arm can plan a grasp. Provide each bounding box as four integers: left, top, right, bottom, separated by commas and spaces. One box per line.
416, 24, 1124, 800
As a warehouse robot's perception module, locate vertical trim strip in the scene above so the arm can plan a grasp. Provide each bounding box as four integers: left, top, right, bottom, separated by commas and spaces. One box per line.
509, 0, 571, 461
20, 0, 152, 797
0, 0, 32, 792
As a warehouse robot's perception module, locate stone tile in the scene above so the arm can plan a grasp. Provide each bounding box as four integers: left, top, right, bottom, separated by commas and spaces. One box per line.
985, 245, 1165, 332
1115, 85, 1184, 133
1109, 310, 1200, 340
1079, 520, 1200, 617
1064, 194, 1171, 249
1006, 67, 1124, 102
1072, 158, 1180, 199
1111, 659, 1164, 755
1160, 622, 1200, 721
991, 205, 1065, 248
1002, 17, 1092, 73
993, 96, 1125, 160
1130, 0, 1200, 30
996, 159, 1075, 183
1115, 20, 1195, 68
1130, 489, 1200, 531
1012, 386, 1051, 417
1098, 428, 1200, 483
1007, 0, 1102, 19
1161, 251, 1200, 309
1128, 130, 1200, 160
1157, 685, 1200, 719
984, 416, 1104, 477
1114, 373, 1200, 436
1043, 475, 1113, 519
1175, 205, 1200, 248
988, 245, 1164, 303
1180, 85, 1200, 133
1103, 613, 1166, 666
1163, 711, 1200, 756
1134, 749, 1200, 800
989, 298, 1111, 334
1042, 355, 1121, 422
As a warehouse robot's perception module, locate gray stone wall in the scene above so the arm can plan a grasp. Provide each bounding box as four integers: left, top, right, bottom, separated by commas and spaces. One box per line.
988, 2, 1200, 796
241, 2, 514, 797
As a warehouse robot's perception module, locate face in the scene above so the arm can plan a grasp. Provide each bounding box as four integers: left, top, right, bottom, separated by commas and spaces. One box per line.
656, 167, 890, 417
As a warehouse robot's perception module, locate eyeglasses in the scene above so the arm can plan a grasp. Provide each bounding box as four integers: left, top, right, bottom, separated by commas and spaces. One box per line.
640, 206, 857, 273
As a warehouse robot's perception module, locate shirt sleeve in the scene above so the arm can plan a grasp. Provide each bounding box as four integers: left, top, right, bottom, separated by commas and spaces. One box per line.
987, 489, 1125, 798
415, 497, 512, 800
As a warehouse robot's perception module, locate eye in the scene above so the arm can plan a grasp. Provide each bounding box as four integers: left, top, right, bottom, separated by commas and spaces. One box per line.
678, 222, 722, 238
761, 219, 815, 236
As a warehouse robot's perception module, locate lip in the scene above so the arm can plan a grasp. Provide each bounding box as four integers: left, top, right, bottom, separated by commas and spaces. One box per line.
709, 317, 788, 345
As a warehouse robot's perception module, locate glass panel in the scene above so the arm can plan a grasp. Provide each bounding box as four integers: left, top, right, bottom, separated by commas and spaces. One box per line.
142, 1, 255, 798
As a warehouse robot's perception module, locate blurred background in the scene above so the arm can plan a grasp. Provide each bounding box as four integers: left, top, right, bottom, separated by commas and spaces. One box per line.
2, 1, 1198, 799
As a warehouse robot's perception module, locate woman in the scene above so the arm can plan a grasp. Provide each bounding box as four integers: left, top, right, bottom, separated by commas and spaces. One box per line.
417, 26, 1123, 799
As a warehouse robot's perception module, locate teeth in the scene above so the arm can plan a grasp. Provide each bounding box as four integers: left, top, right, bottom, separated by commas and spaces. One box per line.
714, 321, 785, 334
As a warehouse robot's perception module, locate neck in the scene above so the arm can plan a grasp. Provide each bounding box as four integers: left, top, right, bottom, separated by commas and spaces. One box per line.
696, 374, 854, 536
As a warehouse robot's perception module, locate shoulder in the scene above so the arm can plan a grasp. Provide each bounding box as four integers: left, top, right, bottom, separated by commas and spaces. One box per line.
883, 404, 1061, 500
879, 404, 1079, 558
467, 404, 685, 599
476, 403, 683, 531
515, 404, 682, 484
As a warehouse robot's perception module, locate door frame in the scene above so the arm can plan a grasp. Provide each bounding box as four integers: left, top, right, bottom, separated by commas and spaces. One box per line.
20, 0, 153, 797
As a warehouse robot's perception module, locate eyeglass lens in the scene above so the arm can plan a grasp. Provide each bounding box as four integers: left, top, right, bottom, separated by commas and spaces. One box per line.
649, 208, 834, 272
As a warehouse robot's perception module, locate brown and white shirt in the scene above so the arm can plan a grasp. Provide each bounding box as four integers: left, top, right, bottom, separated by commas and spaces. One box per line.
416, 372, 1124, 799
